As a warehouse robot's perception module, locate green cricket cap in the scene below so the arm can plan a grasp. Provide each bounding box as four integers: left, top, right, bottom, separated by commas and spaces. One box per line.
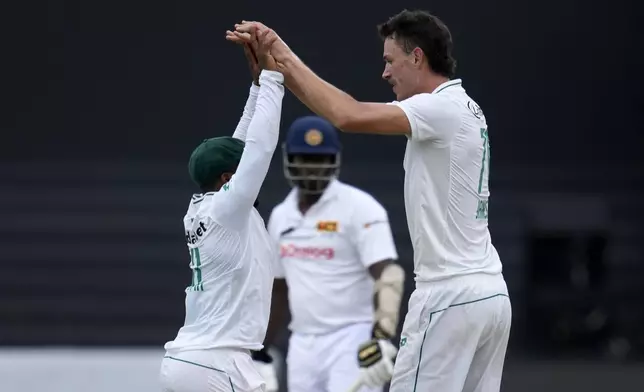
188, 136, 245, 189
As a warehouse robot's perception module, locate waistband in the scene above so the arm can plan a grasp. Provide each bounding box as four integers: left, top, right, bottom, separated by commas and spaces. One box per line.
165, 347, 250, 358
415, 271, 507, 292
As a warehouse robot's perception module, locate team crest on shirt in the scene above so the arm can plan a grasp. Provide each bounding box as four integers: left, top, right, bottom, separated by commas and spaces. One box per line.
316, 220, 338, 232
467, 101, 484, 119
304, 129, 323, 146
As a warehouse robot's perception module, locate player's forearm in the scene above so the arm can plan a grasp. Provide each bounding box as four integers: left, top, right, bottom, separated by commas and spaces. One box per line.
263, 279, 290, 347
281, 56, 408, 135
231, 83, 260, 141
281, 55, 364, 132
232, 70, 284, 201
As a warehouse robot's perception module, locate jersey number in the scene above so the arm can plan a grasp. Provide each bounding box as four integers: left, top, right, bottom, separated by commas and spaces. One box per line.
476, 127, 490, 220
188, 248, 204, 291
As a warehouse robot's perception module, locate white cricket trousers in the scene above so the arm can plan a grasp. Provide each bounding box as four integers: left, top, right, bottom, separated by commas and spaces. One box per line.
389, 272, 512, 392
159, 348, 266, 392
287, 322, 381, 392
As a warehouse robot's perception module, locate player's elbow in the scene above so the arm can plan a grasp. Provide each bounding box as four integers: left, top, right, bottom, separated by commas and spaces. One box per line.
335, 102, 408, 135
334, 115, 355, 133
334, 103, 370, 133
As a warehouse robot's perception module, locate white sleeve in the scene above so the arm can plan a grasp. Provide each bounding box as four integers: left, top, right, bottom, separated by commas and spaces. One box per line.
351, 196, 398, 268
208, 71, 285, 230
393, 93, 460, 142
267, 209, 286, 279
232, 83, 260, 141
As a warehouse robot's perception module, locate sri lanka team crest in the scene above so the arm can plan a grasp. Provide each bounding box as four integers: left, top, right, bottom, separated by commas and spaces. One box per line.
304, 129, 323, 146
317, 220, 338, 232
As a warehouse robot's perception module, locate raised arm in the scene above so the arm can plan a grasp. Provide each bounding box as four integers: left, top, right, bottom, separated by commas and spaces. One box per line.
282, 63, 460, 142
210, 70, 285, 228
231, 83, 260, 141
283, 58, 412, 136
230, 24, 411, 135
274, 51, 459, 141
232, 43, 262, 141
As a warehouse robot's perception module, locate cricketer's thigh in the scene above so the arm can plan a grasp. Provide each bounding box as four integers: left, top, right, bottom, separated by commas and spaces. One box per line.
160, 349, 266, 392
389, 273, 511, 392
287, 323, 382, 392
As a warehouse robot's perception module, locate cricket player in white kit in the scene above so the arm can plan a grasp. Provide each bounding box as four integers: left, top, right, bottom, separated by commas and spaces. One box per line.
229, 8, 512, 392
250, 115, 405, 392
159, 40, 286, 392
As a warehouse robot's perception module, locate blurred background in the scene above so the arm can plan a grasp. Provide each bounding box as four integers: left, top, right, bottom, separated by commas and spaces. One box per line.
1, 0, 643, 391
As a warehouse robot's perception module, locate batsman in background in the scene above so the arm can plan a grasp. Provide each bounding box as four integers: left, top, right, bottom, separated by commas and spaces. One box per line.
252, 115, 405, 392
228, 9, 512, 392
159, 38, 284, 392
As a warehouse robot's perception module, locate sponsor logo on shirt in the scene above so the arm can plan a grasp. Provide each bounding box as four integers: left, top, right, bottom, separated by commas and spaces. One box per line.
316, 221, 338, 232
185, 221, 208, 244
280, 244, 335, 260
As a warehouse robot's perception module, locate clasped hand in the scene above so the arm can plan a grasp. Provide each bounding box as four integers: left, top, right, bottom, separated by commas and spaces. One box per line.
225, 21, 291, 73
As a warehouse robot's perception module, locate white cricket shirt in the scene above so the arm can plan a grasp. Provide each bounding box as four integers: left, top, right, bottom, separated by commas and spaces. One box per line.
267, 180, 399, 335
392, 79, 502, 282
164, 71, 285, 352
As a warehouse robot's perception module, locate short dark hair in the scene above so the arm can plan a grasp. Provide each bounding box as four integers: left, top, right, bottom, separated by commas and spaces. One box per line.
377, 9, 456, 78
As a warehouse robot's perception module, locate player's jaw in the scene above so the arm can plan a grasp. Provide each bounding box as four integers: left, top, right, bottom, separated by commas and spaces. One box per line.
386, 75, 410, 101
382, 67, 397, 99
383, 61, 422, 101
389, 80, 402, 101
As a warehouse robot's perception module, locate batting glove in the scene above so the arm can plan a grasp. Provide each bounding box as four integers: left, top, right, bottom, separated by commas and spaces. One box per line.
357, 339, 398, 388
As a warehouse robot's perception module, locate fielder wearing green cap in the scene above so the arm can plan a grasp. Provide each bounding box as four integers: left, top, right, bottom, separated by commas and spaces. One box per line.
161, 68, 285, 392
188, 136, 246, 192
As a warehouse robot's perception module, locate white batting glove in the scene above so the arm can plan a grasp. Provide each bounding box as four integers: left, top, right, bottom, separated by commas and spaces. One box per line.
357, 339, 398, 388
251, 348, 279, 392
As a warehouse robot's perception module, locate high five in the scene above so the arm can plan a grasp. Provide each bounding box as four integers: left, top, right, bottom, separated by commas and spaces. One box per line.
228, 10, 512, 392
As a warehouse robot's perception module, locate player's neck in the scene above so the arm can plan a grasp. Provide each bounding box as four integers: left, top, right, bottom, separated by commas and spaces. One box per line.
298, 193, 322, 214
423, 74, 450, 94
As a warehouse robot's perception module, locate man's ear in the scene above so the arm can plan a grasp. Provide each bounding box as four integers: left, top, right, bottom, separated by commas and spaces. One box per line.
412, 47, 424, 67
